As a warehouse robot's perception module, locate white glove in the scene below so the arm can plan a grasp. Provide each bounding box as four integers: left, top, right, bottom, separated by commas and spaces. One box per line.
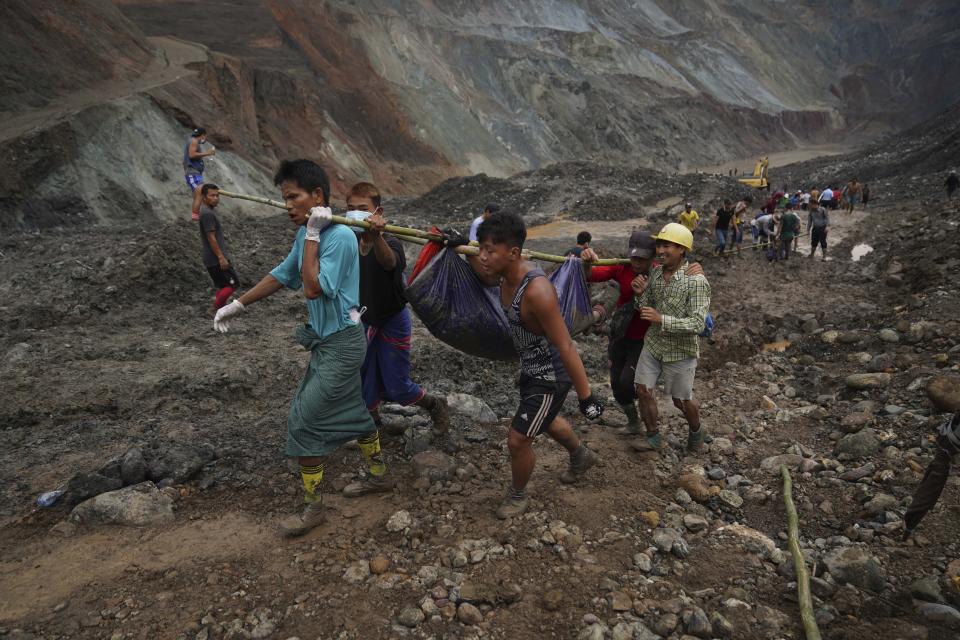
213, 300, 245, 333
305, 207, 333, 241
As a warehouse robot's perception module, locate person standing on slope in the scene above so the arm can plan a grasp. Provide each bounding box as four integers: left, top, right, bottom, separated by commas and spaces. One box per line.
184, 127, 216, 222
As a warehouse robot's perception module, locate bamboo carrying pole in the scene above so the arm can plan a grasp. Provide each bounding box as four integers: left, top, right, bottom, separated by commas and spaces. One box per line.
219, 189, 631, 265
780, 465, 822, 640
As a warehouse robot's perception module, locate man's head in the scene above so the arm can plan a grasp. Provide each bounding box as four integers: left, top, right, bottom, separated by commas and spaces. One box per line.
628, 230, 655, 275
576, 231, 592, 247
723, 199, 733, 211
476, 211, 525, 282
652, 223, 693, 270
274, 159, 331, 226
744, 196, 753, 204
346, 181, 383, 214
192, 127, 207, 142
200, 183, 220, 208
482, 203, 500, 219
684, 202, 693, 212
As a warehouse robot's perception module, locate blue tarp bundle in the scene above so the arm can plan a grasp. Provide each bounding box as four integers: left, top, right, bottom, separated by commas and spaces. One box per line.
405, 249, 593, 361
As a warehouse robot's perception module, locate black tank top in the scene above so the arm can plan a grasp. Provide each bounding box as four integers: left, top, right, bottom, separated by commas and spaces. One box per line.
504, 268, 570, 383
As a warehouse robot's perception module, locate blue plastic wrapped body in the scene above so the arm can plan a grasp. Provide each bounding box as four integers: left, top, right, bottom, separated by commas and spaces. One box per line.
405, 249, 593, 361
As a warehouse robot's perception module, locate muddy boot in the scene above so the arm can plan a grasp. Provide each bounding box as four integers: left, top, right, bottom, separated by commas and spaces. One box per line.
343, 473, 395, 498
631, 432, 663, 452
686, 427, 705, 454
620, 402, 641, 435
559, 445, 600, 484
417, 394, 450, 436
496, 489, 528, 520
280, 500, 326, 537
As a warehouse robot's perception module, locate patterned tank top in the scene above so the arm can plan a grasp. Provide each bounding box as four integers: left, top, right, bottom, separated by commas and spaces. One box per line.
504, 268, 570, 383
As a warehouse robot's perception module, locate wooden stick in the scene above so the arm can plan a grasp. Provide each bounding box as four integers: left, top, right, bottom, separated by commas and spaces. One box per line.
780, 465, 822, 640
219, 189, 631, 265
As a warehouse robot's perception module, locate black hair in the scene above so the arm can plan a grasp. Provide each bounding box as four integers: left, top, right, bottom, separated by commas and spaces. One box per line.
273, 159, 330, 206
484, 203, 501, 214
744, 196, 753, 203
200, 183, 220, 196
191, 127, 206, 137
477, 210, 526, 249
576, 231, 592, 245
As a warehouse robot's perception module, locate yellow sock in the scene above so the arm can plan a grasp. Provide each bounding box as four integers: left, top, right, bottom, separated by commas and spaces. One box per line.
357, 431, 387, 477
299, 463, 324, 503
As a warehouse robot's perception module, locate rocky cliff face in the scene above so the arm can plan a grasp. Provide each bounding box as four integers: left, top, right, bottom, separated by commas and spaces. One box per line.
1, 0, 958, 228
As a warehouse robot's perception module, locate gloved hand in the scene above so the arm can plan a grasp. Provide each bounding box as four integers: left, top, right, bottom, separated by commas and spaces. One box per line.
305, 207, 333, 241
579, 394, 604, 420
442, 227, 469, 248
213, 300, 244, 333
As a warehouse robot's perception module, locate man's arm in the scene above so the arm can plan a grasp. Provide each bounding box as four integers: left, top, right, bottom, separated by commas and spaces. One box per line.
237, 274, 285, 306
363, 213, 398, 271
526, 279, 592, 400
301, 237, 323, 300
188, 139, 216, 159
206, 231, 229, 268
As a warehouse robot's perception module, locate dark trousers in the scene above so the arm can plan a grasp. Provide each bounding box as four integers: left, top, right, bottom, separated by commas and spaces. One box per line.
904, 434, 958, 531
608, 338, 645, 405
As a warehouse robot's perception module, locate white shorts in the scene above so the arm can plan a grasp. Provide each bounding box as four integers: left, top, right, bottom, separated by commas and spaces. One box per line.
634, 348, 697, 400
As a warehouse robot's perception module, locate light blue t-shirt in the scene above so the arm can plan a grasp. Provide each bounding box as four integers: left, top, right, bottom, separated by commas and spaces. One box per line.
270, 224, 361, 339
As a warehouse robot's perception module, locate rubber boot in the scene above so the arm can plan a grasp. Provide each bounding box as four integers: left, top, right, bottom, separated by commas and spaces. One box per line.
631, 432, 663, 452
559, 446, 600, 484
620, 402, 641, 435
417, 394, 450, 436
281, 500, 326, 537
496, 491, 529, 519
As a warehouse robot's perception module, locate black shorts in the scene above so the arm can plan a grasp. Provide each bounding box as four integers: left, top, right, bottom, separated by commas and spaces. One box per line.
511, 375, 572, 438
207, 265, 239, 289
811, 227, 827, 249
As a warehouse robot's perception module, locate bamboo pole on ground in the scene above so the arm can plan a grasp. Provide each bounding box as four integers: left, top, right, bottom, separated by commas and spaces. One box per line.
220, 189, 630, 265
780, 464, 822, 640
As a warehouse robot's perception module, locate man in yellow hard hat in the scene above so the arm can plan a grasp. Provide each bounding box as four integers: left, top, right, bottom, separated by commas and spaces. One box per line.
630, 223, 712, 455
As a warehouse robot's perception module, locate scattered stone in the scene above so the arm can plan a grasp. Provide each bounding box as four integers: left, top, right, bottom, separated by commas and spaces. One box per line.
863, 493, 898, 516
683, 514, 709, 533
716, 524, 784, 563
386, 510, 413, 532
654, 613, 679, 636
927, 376, 960, 412
542, 589, 564, 611
909, 576, 943, 603
446, 393, 497, 423
845, 373, 891, 390
369, 556, 390, 575
760, 454, 804, 473
410, 451, 456, 482
824, 547, 885, 592
633, 553, 652, 572
609, 590, 632, 611
879, 329, 900, 343
343, 560, 370, 584
398, 606, 425, 628
841, 412, 874, 433
835, 430, 881, 458
69, 482, 174, 527
916, 602, 960, 627
457, 602, 483, 625
711, 437, 734, 455
640, 510, 660, 528
683, 606, 713, 638
718, 490, 743, 509
839, 463, 875, 481
120, 447, 147, 485
710, 612, 734, 638
64, 472, 123, 505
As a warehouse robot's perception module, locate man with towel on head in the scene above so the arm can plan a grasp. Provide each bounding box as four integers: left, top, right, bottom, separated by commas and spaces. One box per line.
212, 159, 390, 537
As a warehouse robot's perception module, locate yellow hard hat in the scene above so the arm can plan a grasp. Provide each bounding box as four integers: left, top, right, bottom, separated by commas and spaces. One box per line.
652, 222, 693, 251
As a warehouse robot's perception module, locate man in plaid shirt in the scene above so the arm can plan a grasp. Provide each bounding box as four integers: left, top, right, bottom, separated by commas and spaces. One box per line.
630, 223, 712, 454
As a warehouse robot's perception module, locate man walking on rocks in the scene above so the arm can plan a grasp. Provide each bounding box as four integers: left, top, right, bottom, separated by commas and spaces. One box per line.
472, 210, 604, 519
197, 183, 239, 314
808, 197, 829, 261
711, 200, 735, 257
345, 181, 450, 437
843, 178, 863, 213
630, 223, 711, 455
183, 127, 216, 222
678, 202, 700, 234
211, 159, 391, 537
581, 234, 703, 435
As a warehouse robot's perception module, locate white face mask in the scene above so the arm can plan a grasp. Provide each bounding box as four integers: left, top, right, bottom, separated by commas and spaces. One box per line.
345, 210, 372, 222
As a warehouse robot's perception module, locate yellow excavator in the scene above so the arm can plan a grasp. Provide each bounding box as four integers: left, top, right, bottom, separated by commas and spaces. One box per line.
739, 156, 770, 189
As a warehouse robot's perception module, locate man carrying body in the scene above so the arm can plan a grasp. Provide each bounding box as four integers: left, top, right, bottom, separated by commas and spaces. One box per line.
345, 182, 450, 437
564, 231, 592, 258
197, 183, 239, 314
711, 199, 735, 257
212, 159, 389, 536
678, 203, 700, 234
473, 211, 604, 518
184, 127, 216, 222
581, 233, 703, 435
808, 198, 829, 261
630, 223, 711, 455
468, 203, 501, 242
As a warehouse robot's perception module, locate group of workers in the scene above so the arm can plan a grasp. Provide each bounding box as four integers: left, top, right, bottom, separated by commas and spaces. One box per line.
188, 146, 712, 534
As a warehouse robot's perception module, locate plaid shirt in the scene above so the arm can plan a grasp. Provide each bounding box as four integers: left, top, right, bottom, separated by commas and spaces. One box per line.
634, 261, 711, 362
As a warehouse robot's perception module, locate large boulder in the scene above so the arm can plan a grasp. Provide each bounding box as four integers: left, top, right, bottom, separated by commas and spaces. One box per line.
446, 393, 498, 423
845, 373, 892, 390
927, 376, 960, 412
824, 547, 885, 592
69, 482, 174, 527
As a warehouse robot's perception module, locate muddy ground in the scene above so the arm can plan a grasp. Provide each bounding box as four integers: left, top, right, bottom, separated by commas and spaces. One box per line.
2, 133, 960, 640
